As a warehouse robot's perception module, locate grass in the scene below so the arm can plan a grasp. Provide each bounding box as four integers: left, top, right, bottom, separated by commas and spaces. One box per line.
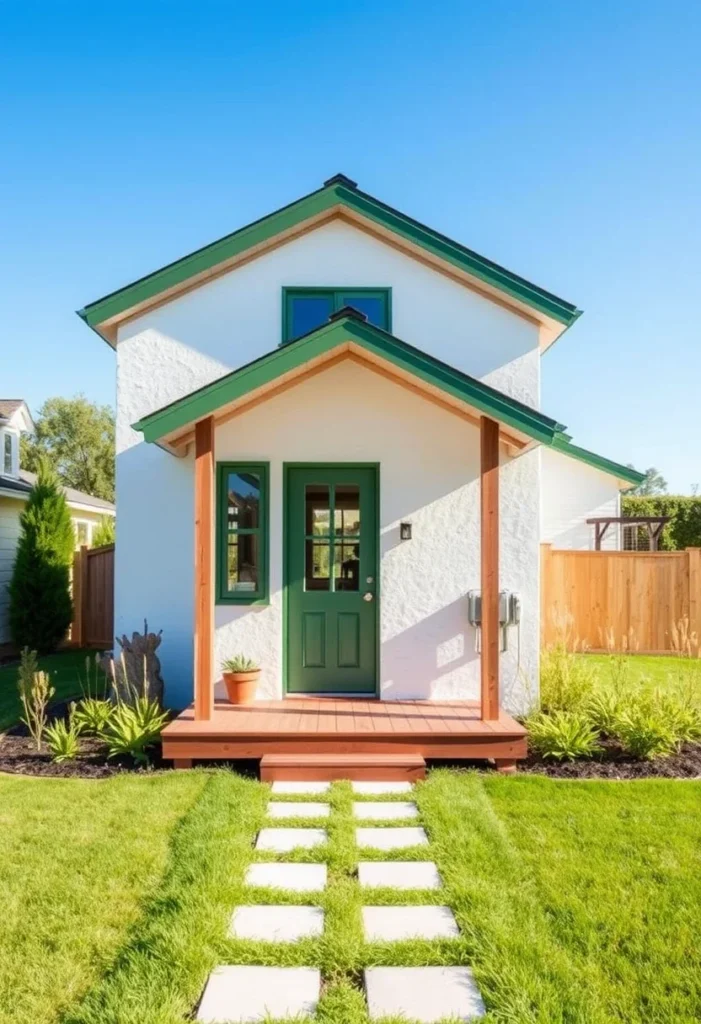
1, 769, 699, 1024
0, 649, 101, 731
578, 651, 701, 695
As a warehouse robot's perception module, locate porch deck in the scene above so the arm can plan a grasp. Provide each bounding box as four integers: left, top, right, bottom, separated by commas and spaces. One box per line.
161, 697, 528, 771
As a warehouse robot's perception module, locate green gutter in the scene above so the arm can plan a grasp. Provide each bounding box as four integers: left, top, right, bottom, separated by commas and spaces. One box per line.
551, 435, 645, 486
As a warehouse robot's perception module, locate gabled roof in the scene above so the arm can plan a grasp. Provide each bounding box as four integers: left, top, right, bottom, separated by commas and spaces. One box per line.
133, 310, 568, 449
0, 399, 35, 433
550, 436, 645, 488
0, 470, 115, 511
79, 173, 581, 347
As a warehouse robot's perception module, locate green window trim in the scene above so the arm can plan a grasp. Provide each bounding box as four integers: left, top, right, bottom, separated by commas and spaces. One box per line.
281, 287, 392, 344
216, 461, 270, 605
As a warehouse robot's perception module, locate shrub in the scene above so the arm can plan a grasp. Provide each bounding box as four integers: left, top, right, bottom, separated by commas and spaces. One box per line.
528, 711, 603, 761
539, 644, 596, 713
653, 690, 701, 745
9, 460, 74, 652
72, 698, 113, 736
91, 516, 115, 548
621, 495, 701, 550
222, 654, 260, 672
587, 690, 623, 735
44, 717, 81, 763
103, 697, 168, 765
612, 696, 678, 760
17, 648, 55, 751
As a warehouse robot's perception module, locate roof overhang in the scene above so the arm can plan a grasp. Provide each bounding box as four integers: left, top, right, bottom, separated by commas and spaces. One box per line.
133, 313, 568, 457
79, 175, 581, 350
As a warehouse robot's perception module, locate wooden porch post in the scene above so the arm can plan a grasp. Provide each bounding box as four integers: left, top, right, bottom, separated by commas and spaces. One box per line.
194, 416, 214, 721
480, 415, 500, 722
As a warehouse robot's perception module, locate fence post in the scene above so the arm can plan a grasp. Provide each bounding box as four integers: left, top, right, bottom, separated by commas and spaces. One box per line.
688, 547, 701, 643
71, 545, 89, 647
540, 543, 553, 647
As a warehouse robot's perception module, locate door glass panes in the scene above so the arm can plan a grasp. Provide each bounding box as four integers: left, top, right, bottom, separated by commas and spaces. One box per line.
334, 485, 360, 536
304, 482, 361, 592
289, 295, 334, 341
305, 485, 330, 535
227, 472, 260, 530
227, 533, 259, 593
334, 542, 360, 591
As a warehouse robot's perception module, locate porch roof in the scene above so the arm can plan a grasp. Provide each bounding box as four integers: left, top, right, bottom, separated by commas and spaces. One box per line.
132, 310, 570, 450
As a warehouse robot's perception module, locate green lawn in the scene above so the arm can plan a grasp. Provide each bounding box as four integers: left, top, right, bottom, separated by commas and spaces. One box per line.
1, 769, 698, 1024
576, 651, 701, 696
0, 650, 102, 731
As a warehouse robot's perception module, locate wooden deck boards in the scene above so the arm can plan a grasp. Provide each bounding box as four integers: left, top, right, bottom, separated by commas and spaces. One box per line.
162, 697, 527, 766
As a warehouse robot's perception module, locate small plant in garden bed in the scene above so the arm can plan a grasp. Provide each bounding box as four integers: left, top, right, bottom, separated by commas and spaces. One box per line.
103, 697, 169, 765
17, 647, 54, 752
528, 710, 602, 761
73, 697, 113, 736
44, 716, 81, 763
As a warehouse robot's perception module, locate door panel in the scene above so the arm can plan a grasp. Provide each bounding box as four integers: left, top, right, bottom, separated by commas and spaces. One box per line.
287, 466, 377, 694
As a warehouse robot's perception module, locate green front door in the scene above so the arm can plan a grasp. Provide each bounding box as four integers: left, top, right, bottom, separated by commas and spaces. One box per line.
286, 465, 378, 694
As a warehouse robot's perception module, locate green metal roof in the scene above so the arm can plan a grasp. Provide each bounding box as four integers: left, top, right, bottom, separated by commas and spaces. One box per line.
80, 174, 581, 331
133, 312, 568, 446
551, 435, 645, 487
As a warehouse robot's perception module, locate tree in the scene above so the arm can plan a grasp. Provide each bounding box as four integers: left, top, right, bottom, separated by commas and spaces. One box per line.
91, 515, 115, 547
9, 460, 75, 653
628, 466, 668, 496
21, 396, 115, 502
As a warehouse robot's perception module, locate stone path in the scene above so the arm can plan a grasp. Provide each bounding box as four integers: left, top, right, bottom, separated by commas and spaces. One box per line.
196, 778, 485, 1022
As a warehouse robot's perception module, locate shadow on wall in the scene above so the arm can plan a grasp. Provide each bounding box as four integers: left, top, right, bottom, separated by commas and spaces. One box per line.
381, 597, 480, 701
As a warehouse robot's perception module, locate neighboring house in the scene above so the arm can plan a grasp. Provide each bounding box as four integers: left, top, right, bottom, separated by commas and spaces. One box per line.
78, 173, 643, 717
0, 399, 115, 645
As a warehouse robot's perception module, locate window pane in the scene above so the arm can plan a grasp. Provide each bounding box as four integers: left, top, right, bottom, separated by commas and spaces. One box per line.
227, 533, 259, 593
305, 485, 330, 536
334, 542, 360, 591
75, 521, 89, 547
289, 295, 334, 341
334, 485, 360, 536
226, 472, 260, 531
3, 434, 12, 475
305, 540, 330, 590
340, 294, 386, 328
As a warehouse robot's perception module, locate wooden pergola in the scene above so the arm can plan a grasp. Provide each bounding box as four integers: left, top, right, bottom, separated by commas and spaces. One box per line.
587, 515, 670, 551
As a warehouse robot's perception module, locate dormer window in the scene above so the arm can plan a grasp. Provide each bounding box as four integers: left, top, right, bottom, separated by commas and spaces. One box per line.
282, 288, 391, 344
3, 433, 13, 476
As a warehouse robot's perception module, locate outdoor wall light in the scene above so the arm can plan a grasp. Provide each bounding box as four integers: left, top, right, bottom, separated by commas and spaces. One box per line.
400, 522, 413, 541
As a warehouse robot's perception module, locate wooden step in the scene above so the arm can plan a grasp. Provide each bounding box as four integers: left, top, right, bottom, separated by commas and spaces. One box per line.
260, 752, 426, 782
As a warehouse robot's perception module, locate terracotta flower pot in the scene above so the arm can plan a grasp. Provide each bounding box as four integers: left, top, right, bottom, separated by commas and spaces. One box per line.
222, 669, 261, 705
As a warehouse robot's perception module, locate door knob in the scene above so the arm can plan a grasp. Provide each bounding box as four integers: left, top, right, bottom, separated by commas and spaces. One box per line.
363, 592, 374, 602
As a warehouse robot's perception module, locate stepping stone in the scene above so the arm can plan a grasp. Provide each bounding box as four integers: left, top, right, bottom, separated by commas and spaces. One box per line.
198, 965, 321, 1022
230, 905, 324, 941
362, 905, 459, 941
356, 826, 428, 850
245, 862, 327, 892
255, 828, 326, 852
353, 801, 418, 820
268, 802, 330, 819
364, 966, 485, 1022
358, 861, 442, 890
271, 781, 330, 795
352, 781, 413, 795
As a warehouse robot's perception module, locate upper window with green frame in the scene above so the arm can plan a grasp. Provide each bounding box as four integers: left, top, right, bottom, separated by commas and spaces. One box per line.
282, 288, 391, 343
217, 462, 269, 604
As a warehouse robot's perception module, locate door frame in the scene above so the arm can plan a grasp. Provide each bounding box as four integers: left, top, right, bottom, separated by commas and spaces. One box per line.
282, 462, 380, 697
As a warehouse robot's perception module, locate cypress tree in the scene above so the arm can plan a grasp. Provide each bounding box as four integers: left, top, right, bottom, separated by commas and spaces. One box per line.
9, 459, 75, 653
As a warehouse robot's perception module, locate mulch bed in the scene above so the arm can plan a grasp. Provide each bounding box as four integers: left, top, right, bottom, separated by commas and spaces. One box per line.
0, 702, 167, 779
521, 738, 701, 780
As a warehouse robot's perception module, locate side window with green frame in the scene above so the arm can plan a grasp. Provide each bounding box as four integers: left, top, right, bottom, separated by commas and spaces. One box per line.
217, 462, 269, 603
282, 288, 391, 343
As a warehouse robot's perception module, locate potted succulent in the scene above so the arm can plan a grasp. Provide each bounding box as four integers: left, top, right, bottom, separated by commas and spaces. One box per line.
221, 654, 261, 705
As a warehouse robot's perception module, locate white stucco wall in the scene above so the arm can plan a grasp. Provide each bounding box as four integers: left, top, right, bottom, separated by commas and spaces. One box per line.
115, 217, 543, 711
540, 447, 621, 550
116, 360, 539, 713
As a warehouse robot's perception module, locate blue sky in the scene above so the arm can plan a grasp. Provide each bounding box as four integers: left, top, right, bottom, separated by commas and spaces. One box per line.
3, 0, 699, 492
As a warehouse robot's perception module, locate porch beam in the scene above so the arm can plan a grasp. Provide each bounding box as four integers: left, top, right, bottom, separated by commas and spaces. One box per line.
480, 415, 500, 721
194, 416, 214, 721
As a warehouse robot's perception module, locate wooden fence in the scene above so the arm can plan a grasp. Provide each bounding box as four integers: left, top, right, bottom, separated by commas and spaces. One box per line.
541, 544, 701, 653
70, 544, 114, 649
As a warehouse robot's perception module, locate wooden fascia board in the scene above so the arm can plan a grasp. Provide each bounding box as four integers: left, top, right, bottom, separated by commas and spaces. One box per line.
139, 318, 561, 450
